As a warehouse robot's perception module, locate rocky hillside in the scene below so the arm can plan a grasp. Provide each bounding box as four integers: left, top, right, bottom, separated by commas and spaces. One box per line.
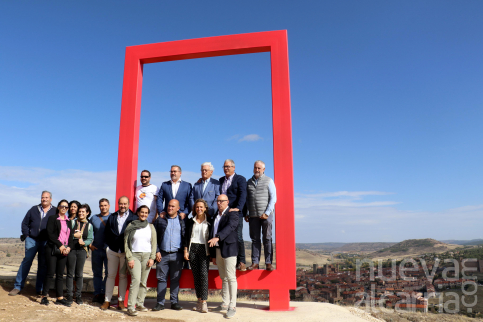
370, 238, 458, 258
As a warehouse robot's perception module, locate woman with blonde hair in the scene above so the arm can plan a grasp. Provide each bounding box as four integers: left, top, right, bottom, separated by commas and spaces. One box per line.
184, 198, 211, 313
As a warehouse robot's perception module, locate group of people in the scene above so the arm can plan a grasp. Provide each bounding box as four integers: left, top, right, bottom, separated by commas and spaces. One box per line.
9, 159, 277, 319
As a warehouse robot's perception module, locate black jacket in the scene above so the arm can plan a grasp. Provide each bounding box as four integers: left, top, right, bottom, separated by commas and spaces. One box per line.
184, 216, 212, 257
219, 174, 247, 218
21, 205, 57, 240
154, 213, 186, 253
46, 214, 75, 249
104, 210, 138, 253
209, 207, 239, 259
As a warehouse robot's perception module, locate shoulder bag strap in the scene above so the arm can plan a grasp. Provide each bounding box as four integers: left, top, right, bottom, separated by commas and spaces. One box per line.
98, 215, 107, 227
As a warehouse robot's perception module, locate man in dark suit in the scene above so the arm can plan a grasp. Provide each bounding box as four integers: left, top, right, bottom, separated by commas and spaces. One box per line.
218, 159, 247, 271
208, 194, 239, 319
190, 162, 220, 218
157, 165, 192, 220
101, 196, 138, 311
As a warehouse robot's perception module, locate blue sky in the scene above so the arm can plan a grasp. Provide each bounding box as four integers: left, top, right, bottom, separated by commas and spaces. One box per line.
0, 1, 482, 242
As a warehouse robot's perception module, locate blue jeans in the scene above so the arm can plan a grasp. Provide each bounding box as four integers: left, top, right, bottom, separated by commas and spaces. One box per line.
91, 248, 108, 295
14, 237, 47, 292
156, 251, 184, 305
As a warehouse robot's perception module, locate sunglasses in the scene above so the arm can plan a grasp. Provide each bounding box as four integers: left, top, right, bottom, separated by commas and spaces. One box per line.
59, 205, 69, 209
140, 176, 150, 178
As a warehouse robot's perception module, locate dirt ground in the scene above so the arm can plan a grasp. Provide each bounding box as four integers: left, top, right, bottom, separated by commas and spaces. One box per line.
370, 309, 483, 322
0, 283, 180, 322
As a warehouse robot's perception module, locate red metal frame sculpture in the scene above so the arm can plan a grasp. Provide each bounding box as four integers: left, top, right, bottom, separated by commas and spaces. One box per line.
115, 30, 295, 311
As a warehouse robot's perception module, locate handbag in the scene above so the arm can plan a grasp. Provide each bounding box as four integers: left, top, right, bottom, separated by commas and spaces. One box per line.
77, 221, 90, 258
51, 244, 62, 256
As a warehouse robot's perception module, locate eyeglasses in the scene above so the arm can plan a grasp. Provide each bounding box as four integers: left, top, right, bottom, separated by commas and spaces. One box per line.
59, 205, 69, 209
223, 166, 233, 168
201, 169, 211, 172
170, 171, 179, 173
216, 200, 228, 203
140, 176, 150, 178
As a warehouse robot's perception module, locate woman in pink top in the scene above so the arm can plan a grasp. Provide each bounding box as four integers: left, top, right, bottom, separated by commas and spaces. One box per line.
40, 199, 75, 306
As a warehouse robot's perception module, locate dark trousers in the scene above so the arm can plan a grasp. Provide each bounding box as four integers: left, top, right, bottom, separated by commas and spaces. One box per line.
188, 243, 210, 300
66, 248, 87, 298
249, 216, 273, 264
237, 216, 246, 264
156, 250, 184, 305
42, 244, 68, 298
91, 248, 108, 296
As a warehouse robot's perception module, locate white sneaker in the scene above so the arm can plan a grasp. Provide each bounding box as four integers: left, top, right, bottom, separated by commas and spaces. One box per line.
225, 307, 236, 318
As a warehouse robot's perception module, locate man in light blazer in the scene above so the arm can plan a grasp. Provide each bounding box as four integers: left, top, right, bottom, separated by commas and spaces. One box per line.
190, 162, 220, 218
218, 159, 247, 271
157, 165, 192, 220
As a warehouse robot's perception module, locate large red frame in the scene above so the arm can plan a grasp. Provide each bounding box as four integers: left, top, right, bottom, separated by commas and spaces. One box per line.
115, 30, 295, 311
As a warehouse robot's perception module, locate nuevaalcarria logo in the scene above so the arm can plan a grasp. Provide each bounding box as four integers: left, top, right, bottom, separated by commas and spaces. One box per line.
353, 257, 478, 314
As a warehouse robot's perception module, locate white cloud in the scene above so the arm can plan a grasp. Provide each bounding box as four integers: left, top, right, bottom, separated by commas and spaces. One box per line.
226, 135, 240, 141
225, 134, 263, 142
0, 166, 202, 235
238, 134, 262, 142
1, 166, 482, 243
293, 190, 483, 242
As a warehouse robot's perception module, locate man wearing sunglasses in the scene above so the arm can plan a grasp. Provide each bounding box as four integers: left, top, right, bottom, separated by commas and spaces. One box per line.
135, 170, 159, 223
10, 191, 57, 296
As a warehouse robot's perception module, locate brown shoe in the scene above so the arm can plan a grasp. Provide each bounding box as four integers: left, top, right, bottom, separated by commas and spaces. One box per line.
100, 301, 110, 310
238, 263, 247, 271
118, 300, 127, 311
247, 263, 259, 270
266, 263, 274, 271
9, 288, 20, 296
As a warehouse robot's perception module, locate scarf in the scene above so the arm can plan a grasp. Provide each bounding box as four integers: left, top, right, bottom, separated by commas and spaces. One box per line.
125, 219, 149, 253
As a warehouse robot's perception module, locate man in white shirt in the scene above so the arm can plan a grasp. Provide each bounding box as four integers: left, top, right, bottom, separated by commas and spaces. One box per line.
135, 170, 159, 223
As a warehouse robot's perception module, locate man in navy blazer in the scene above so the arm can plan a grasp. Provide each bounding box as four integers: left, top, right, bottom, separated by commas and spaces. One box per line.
218, 159, 247, 271
208, 194, 239, 318
101, 196, 138, 311
190, 162, 220, 218
157, 165, 192, 220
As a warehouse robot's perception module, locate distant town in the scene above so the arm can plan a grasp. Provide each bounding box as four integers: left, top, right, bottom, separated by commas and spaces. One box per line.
293, 240, 483, 319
